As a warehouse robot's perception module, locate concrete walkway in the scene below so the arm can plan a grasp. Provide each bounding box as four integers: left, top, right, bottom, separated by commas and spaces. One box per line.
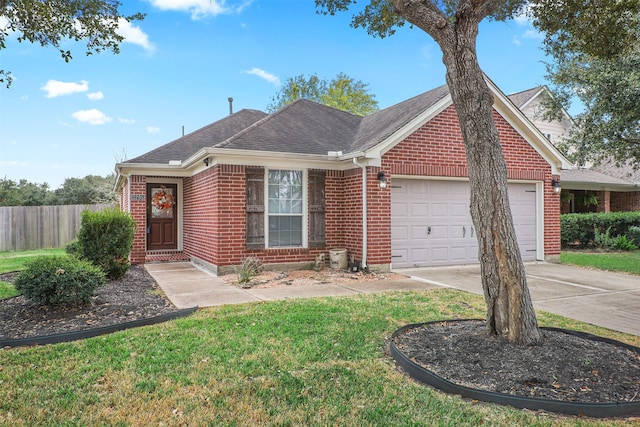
144, 262, 440, 309
145, 261, 640, 337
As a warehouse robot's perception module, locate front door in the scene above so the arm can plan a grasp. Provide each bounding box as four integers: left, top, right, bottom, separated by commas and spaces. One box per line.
147, 184, 177, 250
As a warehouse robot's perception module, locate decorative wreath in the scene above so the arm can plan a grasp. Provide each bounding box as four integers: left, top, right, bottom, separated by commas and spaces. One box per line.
152, 186, 174, 210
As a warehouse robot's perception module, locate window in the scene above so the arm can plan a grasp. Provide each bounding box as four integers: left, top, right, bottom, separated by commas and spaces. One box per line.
245, 168, 325, 250
268, 170, 303, 247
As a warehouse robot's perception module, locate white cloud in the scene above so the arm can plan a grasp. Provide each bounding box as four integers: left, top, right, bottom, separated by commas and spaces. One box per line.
117, 18, 156, 52
243, 67, 280, 86
118, 117, 136, 124
147, 126, 160, 134
41, 80, 89, 98
71, 109, 112, 125
147, 0, 251, 19
87, 91, 104, 100
513, 36, 522, 46
513, 5, 532, 26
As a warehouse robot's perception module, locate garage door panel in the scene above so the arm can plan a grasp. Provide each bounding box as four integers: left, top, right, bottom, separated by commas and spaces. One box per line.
391, 179, 538, 268
410, 203, 428, 217
430, 203, 448, 217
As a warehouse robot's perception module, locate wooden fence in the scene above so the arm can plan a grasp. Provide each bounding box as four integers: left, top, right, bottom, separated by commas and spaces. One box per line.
0, 204, 116, 252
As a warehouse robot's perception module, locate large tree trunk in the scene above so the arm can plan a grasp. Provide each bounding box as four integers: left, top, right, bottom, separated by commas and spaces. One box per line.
394, 0, 543, 344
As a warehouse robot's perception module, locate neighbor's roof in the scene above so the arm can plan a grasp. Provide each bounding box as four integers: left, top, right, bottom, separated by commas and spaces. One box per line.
125, 109, 268, 164
508, 86, 545, 109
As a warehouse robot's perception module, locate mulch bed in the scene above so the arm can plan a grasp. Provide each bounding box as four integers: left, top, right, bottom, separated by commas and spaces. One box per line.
0, 266, 180, 341
392, 320, 640, 404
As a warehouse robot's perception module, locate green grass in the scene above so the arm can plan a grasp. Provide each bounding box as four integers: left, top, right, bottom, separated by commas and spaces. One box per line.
561, 250, 640, 275
0, 248, 66, 299
1, 290, 638, 426
0, 248, 66, 274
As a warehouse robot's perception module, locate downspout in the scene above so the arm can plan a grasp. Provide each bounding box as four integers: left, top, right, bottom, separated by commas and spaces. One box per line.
353, 158, 368, 269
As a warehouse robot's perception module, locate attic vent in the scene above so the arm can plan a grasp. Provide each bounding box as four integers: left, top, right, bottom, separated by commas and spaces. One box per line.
228, 97, 233, 115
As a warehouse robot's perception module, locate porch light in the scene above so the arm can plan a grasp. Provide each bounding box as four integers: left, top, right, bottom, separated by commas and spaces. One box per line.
377, 171, 388, 189
203, 157, 210, 167
551, 179, 561, 194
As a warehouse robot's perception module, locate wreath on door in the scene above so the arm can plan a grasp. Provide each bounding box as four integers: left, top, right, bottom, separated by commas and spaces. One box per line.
152, 186, 174, 210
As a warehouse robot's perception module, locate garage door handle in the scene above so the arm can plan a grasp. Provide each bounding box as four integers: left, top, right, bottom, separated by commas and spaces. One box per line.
463, 226, 466, 238
427, 226, 431, 235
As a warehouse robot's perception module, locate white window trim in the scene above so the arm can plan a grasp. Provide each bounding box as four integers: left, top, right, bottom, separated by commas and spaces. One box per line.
264, 168, 308, 249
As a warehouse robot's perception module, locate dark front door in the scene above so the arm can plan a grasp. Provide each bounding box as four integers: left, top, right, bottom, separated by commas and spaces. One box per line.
147, 184, 177, 250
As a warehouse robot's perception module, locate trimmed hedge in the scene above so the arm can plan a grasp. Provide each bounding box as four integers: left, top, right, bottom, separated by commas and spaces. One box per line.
14, 255, 106, 307
77, 208, 136, 279
561, 212, 640, 248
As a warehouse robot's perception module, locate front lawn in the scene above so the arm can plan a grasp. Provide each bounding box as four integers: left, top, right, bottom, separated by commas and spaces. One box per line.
0, 248, 66, 299
1, 290, 638, 426
561, 250, 640, 275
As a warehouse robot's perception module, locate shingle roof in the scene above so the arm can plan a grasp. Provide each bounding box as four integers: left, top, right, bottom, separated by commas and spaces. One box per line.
561, 168, 633, 185
215, 99, 363, 155
508, 86, 544, 108
591, 159, 640, 183
125, 109, 268, 164
122, 84, 492, 162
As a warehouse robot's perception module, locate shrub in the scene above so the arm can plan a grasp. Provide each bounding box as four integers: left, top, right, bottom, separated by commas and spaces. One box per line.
611, 235, 638, 251
65, 239, 82, 256
77, 208, 136, 279
593, 226, 614, 249
561, 212, 640, 248
628, 226, 640, 243
235, 257, 263, 285
14, 255, 106, 307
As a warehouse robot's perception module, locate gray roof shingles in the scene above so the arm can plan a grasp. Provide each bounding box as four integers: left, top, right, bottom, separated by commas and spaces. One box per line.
125, 85, 453, 164
508, 86, 544, 108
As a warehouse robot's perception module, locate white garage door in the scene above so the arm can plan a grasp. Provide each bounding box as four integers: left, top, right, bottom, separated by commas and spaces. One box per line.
391, 179, 537, 268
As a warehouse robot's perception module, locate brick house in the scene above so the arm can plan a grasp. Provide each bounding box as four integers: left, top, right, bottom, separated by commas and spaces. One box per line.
508, 86, 640, 214
114, 77, 571, 274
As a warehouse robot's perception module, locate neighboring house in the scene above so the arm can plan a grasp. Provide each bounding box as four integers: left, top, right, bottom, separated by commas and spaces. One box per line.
115, 77, 570, 274
509, 86, 640, 213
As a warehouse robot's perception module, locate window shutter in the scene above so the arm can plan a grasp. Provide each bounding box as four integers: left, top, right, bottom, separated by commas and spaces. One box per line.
308, 170, 326, 248
246, 167, 265, 250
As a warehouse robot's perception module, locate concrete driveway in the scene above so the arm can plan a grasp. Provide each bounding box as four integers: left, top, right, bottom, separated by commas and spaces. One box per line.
403, 262, 640, 336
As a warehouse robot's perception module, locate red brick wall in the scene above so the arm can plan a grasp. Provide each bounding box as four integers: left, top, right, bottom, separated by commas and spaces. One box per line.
128, 175, 147, 264
183, 166, 218, 265
611, 191, 640, 212
382, 105, 561, 259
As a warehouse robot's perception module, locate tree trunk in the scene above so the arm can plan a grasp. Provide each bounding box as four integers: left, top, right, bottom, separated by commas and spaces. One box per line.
394, 0, 543, 344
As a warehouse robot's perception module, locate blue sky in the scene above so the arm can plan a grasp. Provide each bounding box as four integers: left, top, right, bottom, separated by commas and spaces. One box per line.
0, 1, 552, 189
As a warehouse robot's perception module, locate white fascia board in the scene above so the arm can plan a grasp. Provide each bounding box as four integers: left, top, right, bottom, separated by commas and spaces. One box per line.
560, 181, 639, 192
192, 148, 361, 171
517, 87, 546, 111
365, 95, 453, 160
488, 80, 574, 174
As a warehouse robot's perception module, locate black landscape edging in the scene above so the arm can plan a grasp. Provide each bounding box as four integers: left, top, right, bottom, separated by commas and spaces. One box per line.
0, 307, 198, 348
389, 319, 640, 418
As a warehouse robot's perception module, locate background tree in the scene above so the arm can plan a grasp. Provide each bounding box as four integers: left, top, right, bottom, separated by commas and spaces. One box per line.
267, 73, 379, 115
0, 175, 116, 206
1, 0, 144, 87
530, 2, 640, 168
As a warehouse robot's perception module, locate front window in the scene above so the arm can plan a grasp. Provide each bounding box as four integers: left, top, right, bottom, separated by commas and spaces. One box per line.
268, 170, 303, 247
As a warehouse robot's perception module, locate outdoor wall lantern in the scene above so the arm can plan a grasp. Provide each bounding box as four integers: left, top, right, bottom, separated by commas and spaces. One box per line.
377, 171, 388, 189
203, 157, 210, 167
551, 179, 561, 194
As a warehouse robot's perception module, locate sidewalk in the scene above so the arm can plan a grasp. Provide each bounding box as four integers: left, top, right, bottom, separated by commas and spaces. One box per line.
144, 262, 440, 309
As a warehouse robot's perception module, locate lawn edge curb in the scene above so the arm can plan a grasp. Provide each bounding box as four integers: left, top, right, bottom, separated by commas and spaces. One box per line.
0, 306, 198, 348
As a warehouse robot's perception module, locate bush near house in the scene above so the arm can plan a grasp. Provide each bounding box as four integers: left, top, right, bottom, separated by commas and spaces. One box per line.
561, 212, 640, 248
14, 255, 106, 307
76, 208, 136, 279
